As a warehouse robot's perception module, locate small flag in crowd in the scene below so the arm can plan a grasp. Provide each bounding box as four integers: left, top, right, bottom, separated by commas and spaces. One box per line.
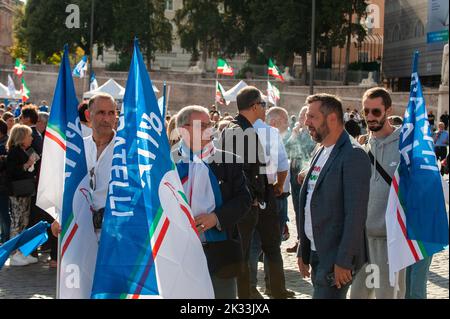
268, 58, 284, 82
20, 77, 30, 102
73, 56, 88, 78
216, 58, 234, 76
90, 72, 98, 91
215, 81, 230, 105
7, 74, 16, 98
0, 221, 49, 270
267, 81, 280, 106
386, 51, 449, 287
91, 39, 213, 299
14, 58, 26, 77
36, 45, 97, 299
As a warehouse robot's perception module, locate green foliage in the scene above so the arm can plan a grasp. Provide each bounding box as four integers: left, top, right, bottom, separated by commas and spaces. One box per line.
15, 0, 172, 66
348, 61, 380, 71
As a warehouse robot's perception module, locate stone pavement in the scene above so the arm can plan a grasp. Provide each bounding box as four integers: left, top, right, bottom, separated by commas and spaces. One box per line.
0, 200, 448, 299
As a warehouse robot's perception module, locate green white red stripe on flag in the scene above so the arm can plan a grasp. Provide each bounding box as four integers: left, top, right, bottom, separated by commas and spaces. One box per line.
215, 81, 229, 105
267, 81, 280, 105
20, 77, 30, 101
14, 59, 26, 77
268, 58, 284, 81
216, 58, 234, 76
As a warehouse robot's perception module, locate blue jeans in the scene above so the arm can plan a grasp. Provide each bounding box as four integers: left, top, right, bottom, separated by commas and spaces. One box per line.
310, 251, 350, 299
405, 255, 433, 299
0, 193, 10, 243
211, 274, 237, 299
249, 197, 286, 290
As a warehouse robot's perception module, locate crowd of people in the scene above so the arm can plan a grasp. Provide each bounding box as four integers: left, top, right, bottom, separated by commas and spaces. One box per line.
0, 85, 448, 299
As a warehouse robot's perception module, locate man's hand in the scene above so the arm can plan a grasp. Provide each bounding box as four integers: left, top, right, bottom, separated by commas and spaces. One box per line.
194, 213, 218, 233
51, 220, 61, 237
273, 182, 284, 197
334, 264, 353, 289
297, 257, 310, 278
297, 169, 308, 185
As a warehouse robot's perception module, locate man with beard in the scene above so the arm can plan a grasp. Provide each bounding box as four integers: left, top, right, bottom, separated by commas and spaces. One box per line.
296, 93, 371, 299
350, 87, 406, 299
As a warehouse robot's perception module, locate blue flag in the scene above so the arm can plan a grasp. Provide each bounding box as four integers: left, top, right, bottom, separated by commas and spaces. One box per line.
398, 51, 448, 245
91, 39, 213, 299
73, 56, 87, 78
0, 221, 49, 269
36, 45, 97, 298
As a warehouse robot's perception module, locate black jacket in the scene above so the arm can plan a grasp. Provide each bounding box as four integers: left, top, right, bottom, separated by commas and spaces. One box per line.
218, 114, 267, 204
172, 147, 252, 277
6, 145, 35, 182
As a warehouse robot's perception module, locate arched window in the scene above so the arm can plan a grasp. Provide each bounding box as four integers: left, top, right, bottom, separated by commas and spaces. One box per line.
414, 20, 425, 38
392, 24, 401, 42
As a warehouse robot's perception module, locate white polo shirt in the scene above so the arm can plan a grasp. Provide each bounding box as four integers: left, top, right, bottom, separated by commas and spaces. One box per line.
304, 145, 334, 251
84, 133, 115, 211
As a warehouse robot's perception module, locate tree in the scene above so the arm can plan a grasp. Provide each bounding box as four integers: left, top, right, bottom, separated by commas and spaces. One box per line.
15, 0, 171, 67
110, 0, 172, 68
175, 0, 225, 65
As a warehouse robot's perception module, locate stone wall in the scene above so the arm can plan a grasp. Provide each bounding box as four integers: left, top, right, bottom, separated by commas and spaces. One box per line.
0, 64, 442, 118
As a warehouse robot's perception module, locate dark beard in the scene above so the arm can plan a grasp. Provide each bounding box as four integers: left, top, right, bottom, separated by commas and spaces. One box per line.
367, 116, 386, 132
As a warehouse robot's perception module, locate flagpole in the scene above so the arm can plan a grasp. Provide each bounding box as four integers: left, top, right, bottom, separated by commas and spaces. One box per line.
162, 81, 167, 119
215, 71, 219, 114
393, 272, 400, 299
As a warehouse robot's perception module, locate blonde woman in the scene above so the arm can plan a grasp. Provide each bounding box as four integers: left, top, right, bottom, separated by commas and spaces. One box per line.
6, 124, 38, 266
167, 114, 180, 148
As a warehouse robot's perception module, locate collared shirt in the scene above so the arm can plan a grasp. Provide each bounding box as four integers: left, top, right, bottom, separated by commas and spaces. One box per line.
84, 133, 116, 210
304, 144, 335, 251
253, 119, 289, 188
81, 123, 93, 138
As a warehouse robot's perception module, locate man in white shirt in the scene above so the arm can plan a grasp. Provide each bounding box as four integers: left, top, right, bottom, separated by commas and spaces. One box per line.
52, 93, 116, 240
297, 94, 371, 299
250, 112, 292, 298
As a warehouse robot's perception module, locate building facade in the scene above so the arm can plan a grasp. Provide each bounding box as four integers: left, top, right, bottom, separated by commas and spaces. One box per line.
0, 0, 16, 65
383, 0, 448, 90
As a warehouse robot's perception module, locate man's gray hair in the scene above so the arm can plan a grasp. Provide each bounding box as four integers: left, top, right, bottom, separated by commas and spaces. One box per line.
88, 92, 116, 110
38, 111, 49, 123
266, 107, 288, 124
176, 105, 209, 128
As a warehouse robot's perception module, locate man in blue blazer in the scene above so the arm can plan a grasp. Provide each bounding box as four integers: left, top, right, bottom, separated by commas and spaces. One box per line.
297, 93, 371, 299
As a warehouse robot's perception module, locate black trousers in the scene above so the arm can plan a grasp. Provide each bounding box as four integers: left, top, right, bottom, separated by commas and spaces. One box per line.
28, 196, 57, 260
435, 146, 448, 162
237, 206, 286, 298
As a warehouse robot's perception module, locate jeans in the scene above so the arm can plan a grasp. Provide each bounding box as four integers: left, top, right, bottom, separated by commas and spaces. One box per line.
211, 274, 237, 299
405, 255, 433, 299
310, 250, 350, 299
237, 206, 286, 298
0, 193, 10, 243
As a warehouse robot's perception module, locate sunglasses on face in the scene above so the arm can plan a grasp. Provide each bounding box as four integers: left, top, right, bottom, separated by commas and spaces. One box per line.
363, 108, 382, 117
254, 101, 267, 108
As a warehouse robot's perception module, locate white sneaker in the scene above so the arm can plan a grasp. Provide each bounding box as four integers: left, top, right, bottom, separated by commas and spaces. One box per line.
25, 255, 38, 264
9, 252, 30, 266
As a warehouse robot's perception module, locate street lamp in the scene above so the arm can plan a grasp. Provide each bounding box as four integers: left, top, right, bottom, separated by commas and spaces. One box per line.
88, 0, 95, 91
309, 0, 316, 95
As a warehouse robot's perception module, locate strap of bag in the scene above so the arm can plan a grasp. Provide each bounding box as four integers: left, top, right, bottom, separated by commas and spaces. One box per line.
368, 150, 392, 185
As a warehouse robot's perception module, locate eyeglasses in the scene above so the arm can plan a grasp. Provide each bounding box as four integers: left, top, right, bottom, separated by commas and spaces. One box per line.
184, 121, 214, 129
254, 101, 267, 108
89, 167, 96, 191
363, 108, 382, 117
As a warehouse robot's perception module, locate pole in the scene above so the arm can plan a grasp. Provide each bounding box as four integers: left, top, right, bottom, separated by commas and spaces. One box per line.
309, 0, 316, 95
55, 213, 61, 299
88, 0, 95, 91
